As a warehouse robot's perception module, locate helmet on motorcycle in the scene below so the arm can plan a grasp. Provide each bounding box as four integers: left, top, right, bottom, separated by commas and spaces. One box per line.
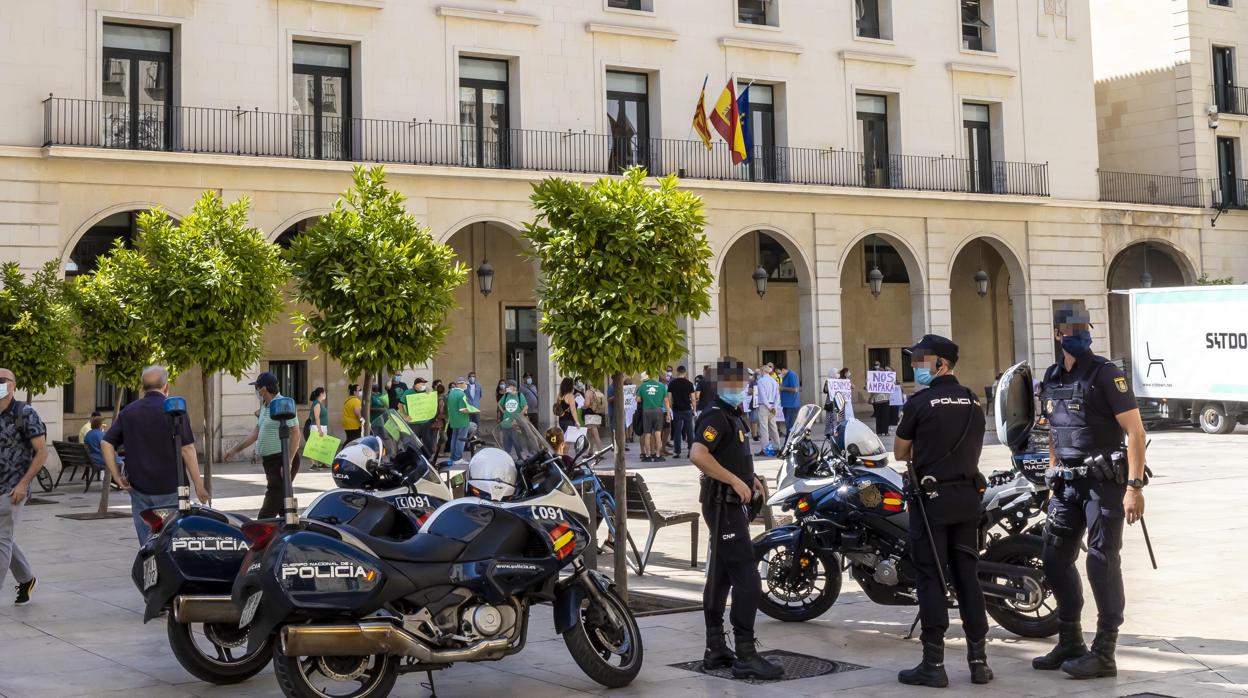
331, 436, 385, 489
466, 448, 519, 501
835, 419, 887, 459
793, 438, 821, 477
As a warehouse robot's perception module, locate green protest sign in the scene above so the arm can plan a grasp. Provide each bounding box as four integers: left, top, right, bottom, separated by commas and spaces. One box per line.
405, 391, 437, 422
303, 432, 342, 465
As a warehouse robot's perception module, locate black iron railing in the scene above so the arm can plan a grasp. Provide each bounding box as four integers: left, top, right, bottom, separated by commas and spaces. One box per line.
1211, 177, 1248, 209
42, 97, 1049, 196
1098, 170, 1206, 208
1212, 84, 1248, 117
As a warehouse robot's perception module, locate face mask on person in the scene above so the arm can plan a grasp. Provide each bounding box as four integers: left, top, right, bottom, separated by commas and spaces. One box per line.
507, 387, 517, 395
468, 376, 476, 385
720, 387, 748, 407
0, 383, 8, 400
575, 382, 585, 391
499, 382, 506, 391
524, 377, 533, 385
914, 368, 935, 386
1060, 330, 1094, 357
256, 390, 265, 403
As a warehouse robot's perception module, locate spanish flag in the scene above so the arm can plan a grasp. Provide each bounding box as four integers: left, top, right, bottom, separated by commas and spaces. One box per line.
709, 79, 748, 165
692, 77, 713, 151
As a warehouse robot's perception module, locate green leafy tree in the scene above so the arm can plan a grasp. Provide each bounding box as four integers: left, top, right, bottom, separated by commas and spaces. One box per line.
523, 167, 714, 594
138, 193, 289, 489
0, 261, 75, 402
71, 243, 159, 420
1196, 272, 1234, 285
287, 165, 467, 427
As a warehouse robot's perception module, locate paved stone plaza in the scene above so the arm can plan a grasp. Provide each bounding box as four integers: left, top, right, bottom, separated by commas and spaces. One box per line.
0, 426, 1245, 697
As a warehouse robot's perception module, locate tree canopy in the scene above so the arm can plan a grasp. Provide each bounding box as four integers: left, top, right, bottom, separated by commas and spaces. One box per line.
0, 261, 76, 398
71, 242, 159, 398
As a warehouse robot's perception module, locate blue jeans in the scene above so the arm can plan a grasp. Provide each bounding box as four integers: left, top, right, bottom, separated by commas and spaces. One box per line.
130, 490, 179, 545
671, 410, 695, 455
449, 427, 467, 462
782, 407, 800, 434
502, 427, 522, 460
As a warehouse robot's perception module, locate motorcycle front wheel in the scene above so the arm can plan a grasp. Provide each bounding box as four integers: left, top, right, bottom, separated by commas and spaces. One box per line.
166, 616, 272, 685
982, 535, 1060, 638
757, 544, 841, 622
271, 648, 397, 698
562, 585, 643, 688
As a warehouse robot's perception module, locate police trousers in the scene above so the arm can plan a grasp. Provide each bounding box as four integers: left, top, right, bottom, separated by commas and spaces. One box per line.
909, 484, 989, 645
1043, 478, 1126, 632
702, 495, 760, 633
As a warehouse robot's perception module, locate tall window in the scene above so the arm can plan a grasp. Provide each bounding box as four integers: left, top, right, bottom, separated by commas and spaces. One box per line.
607, 0, 644, 9
1218, 136, 1240, 207
740, 83, 777, 183
269, 360, 308, 404
856, 0, 881, 38
862, 235, 909, 284
738, 0, 777, 26
963, 102, 994, 192
1213, 46, 1237, 113
606, 71, 650, 173
857, 94, 890, 188
459, 57, 510, 168
292, 42, 351, 160
102, 24, 172, 151
961, 0, 992, 51
758, 232, 796, 282
94, 367, 133, 411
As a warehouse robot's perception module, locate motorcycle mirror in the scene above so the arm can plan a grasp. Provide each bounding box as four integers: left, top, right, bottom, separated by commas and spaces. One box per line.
574, 435, 589, 459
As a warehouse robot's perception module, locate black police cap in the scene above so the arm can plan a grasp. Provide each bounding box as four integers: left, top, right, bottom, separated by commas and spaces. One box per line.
904, 334, 959, 364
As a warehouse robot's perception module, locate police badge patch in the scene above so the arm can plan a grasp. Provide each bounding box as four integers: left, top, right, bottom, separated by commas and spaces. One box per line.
858, 483, 882, 508
1114, 376, 1128, 393
703, 426, 718, 442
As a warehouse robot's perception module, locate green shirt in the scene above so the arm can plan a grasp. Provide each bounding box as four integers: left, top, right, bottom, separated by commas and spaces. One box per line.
309, 399, 328, 428
446, 388, 470, 429
257, 394, 299, 457
499, 391, 527, 429
371, 392, 388, 410
639, 380, 667, 410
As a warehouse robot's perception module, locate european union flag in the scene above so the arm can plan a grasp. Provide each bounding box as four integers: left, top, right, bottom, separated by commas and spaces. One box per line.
736, 84, 752, 163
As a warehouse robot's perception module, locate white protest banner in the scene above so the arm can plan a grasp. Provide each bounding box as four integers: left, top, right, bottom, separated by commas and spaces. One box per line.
867, 371, 896, 394
622, 384, 637, 405
826, 379, 853, 398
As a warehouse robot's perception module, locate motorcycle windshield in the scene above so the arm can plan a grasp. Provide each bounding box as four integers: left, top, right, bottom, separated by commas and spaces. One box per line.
372, 409, 423, 455
783, 404, 821, 453
994, 361, 1035, 453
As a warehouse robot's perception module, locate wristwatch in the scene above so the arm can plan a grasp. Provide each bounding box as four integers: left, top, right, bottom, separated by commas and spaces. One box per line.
1126, 478, 1146, 489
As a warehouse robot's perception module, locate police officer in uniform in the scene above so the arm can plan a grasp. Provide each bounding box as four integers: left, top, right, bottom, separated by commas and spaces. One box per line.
1033, 301, 1147, 679
690, 358, 783, 680
893, 335, 992, 687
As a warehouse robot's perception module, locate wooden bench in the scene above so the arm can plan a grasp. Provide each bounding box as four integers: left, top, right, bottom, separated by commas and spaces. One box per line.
597, 471, 698, 575
51, 440, 100, 492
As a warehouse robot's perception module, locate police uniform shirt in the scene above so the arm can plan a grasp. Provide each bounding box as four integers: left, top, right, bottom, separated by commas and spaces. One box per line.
1047, 353, 1138, 418
694, 397, 753, 482
895, 375, 986, 482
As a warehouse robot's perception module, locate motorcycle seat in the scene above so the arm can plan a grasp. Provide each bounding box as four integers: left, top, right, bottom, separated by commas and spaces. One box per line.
344, 529, 467, 564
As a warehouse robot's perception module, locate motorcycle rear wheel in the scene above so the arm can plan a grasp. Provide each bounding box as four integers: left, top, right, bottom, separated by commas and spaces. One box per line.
271, 647, 397, 698
562, 585, 643, 688
982, 535, 1060, 638
166, 616, 272, 685
757, 544, 841, 622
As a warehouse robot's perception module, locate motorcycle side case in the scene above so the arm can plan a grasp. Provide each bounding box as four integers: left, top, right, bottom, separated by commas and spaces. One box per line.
131, 506, 252, 622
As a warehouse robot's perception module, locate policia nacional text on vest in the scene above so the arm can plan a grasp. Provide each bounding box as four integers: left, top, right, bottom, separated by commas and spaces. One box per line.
1033, 300, 1149, 680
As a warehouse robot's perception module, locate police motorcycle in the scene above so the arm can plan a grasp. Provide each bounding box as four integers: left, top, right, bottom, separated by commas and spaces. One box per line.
132, 406, 450, 685
752, 396, 1059, 638
232, 400, 643, 698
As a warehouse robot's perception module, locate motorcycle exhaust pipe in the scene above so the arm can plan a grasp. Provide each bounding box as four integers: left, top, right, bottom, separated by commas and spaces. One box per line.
281, 622, 511, 662
172, 595, 242, 625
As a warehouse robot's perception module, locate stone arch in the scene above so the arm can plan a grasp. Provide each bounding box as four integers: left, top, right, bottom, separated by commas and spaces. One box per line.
946, 232, 1030, 394
268, 208, 334, 244
1106, 238, 1198, 287
716, 223, 814, 289
60, 202, 183, 276
838, 228, 928, 296
439, 214, 528, 246
1106, 239, 1196, 361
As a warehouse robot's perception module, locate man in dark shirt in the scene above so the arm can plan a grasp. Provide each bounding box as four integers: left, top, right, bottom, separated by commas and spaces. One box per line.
0, 367, 47, 605
667, 366, 697, 458
103, 365, 208, 544
893, 335, 991, 687
691, 359, 782, 680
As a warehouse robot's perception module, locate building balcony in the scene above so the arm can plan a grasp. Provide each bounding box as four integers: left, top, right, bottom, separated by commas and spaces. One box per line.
1212, 84, 1248, 117
1098, 170, 1207, 208
1211, 177, 1248, 210
42, 97, 1050, 197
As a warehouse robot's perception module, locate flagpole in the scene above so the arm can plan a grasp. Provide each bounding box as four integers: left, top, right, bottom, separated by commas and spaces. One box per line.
686, 75, 710, 141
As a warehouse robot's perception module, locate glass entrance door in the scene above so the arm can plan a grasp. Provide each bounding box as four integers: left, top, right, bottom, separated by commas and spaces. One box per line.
964, 103, 993, 193
293, 42, 351, 160
505, 307, 538, 383
857, 94, 889, 188
1218, 136, 1240, 207
607, 71, 650, 173
102, 24, 172, 150
1214, 47, 1236, 113
459, 58, 510, 168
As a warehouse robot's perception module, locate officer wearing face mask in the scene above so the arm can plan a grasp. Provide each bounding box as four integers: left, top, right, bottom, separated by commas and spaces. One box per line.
1033, 300, 1147, 680
690, 358, 783, 680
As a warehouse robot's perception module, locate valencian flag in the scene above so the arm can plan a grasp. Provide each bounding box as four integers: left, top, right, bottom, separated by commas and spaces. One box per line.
692, 76, 713, 151
737, 82, 753, 164
709, 79, 748, 164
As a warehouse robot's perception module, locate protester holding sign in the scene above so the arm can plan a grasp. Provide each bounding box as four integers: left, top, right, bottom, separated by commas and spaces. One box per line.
499, 380, 528, 458
824, 368, 855, 438
401, 377, 438, 457
868, 362, 895, 436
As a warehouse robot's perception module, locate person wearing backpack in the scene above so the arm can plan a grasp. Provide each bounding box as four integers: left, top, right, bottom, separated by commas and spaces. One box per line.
0, 368, 45, 605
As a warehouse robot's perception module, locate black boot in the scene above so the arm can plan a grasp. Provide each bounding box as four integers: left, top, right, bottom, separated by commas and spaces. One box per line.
898, 641, 949, 688
731, 629, 784, 680
967, 639, 993, 685
703, 625, 736, 671
1061, 629, 1117, 679
1032, 621, 1088, 670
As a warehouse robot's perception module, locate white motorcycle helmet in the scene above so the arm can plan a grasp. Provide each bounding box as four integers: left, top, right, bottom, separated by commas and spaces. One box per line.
465, 448, 519, 501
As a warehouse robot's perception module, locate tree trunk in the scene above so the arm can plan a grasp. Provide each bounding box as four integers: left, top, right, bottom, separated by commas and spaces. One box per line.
612, 371, 629, 600
201, 371, 214, 496
96, 385, 126, 515
361, 372, 374, 432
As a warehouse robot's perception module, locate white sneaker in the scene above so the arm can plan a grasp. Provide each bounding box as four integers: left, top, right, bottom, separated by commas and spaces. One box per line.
453, 459, 470, 467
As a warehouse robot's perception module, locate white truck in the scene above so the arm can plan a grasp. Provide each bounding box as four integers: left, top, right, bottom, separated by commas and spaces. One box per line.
1126, 285, 1248, 434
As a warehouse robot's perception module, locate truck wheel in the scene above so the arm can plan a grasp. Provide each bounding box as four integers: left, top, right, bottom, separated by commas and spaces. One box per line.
1199, 403, 1237, 434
